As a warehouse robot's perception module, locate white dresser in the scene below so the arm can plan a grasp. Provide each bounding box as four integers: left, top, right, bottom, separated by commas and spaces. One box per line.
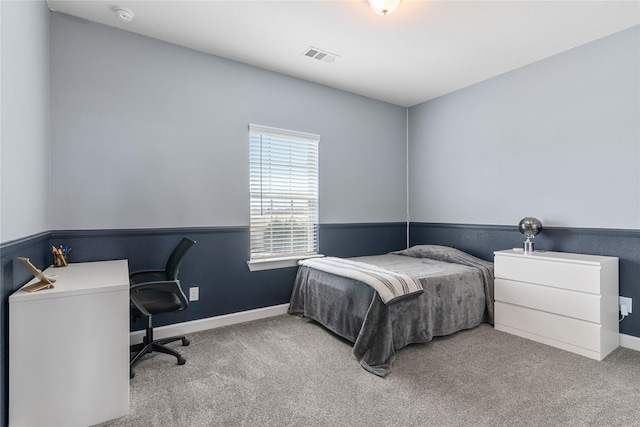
9, 260, 130, 427
494, 249, 619, 360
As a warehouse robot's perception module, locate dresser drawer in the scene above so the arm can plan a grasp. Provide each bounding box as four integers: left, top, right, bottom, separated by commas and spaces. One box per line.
495, 278, 601, 323
495, 301, 602, 352
495, 255, 601, 294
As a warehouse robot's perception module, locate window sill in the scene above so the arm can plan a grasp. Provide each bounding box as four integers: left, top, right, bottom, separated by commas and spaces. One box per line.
246, 254, 324, 272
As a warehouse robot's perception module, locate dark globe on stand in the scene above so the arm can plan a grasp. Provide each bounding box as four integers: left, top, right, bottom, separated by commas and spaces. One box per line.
519, 217, 542, 239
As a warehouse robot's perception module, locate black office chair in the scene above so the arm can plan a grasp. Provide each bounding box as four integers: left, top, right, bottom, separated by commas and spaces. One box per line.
129, 237, 196, 378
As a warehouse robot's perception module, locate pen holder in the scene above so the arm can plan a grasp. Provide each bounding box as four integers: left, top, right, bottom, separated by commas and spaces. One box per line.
53, 252, 69, 267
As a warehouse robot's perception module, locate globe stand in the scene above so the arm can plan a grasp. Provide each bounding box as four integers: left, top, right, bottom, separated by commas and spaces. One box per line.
523, 238, 534, 254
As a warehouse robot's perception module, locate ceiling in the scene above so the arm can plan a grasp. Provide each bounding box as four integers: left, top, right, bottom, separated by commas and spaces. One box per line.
46, 0, 640, 107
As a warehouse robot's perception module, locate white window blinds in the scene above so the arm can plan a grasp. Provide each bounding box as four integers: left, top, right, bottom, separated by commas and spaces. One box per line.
249, 124, 320, 261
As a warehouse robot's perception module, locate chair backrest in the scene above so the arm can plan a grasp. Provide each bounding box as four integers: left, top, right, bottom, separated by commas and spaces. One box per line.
165, 237, 196, 280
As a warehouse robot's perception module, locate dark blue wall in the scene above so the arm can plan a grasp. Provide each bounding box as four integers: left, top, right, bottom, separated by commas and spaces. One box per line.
410, 222, 640, 337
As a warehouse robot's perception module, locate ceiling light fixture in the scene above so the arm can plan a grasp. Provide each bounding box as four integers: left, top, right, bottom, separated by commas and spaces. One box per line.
366, 0, 401, 16
114, 7, 134, 22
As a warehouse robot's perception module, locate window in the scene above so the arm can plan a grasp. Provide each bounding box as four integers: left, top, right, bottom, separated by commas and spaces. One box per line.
248, 124, 320, 270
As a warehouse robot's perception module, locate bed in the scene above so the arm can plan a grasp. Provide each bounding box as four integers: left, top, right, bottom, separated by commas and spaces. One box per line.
288, 245, 494, 377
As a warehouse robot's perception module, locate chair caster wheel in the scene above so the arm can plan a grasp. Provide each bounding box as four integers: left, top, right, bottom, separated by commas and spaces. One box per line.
182, 338, 190, 346
178, 357, 186, 365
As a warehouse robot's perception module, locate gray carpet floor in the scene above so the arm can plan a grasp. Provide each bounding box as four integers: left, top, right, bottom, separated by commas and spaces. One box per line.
98, 314, 640, 427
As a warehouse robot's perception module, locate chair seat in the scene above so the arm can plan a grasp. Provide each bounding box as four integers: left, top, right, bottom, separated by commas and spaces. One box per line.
134, 290, 183, 315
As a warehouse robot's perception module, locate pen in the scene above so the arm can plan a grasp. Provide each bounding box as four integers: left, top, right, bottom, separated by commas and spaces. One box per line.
52, 246, 68, 266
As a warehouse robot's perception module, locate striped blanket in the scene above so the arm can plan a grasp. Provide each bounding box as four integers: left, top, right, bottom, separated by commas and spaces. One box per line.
299, 257, 423, 304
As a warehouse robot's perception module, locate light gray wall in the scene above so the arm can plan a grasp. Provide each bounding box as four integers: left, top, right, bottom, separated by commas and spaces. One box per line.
1, 0, 51, 243
408, 25, 640, 229
50, 13, 407, 230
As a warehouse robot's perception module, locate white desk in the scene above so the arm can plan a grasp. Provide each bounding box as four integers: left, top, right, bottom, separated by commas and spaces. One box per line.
9, 260, 130, 427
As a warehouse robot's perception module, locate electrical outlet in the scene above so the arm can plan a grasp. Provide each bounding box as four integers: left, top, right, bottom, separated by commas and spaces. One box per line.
189, 287, 199, 302
620, 296, 632, 314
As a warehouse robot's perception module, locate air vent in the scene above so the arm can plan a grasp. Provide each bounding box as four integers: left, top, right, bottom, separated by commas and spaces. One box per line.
302, 46, 339, 63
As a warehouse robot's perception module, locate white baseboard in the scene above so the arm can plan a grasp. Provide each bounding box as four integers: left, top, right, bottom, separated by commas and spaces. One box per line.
620, 333, 640, 352
130, 303, 290, 345
132, 305, 640, 354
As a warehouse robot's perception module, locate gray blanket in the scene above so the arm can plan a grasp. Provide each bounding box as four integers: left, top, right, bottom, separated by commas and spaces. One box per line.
288, 245, 494, 377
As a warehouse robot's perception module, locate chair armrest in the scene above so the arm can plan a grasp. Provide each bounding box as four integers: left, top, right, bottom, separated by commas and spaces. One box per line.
130, 280, 189, 317
129, 269, 167, 285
